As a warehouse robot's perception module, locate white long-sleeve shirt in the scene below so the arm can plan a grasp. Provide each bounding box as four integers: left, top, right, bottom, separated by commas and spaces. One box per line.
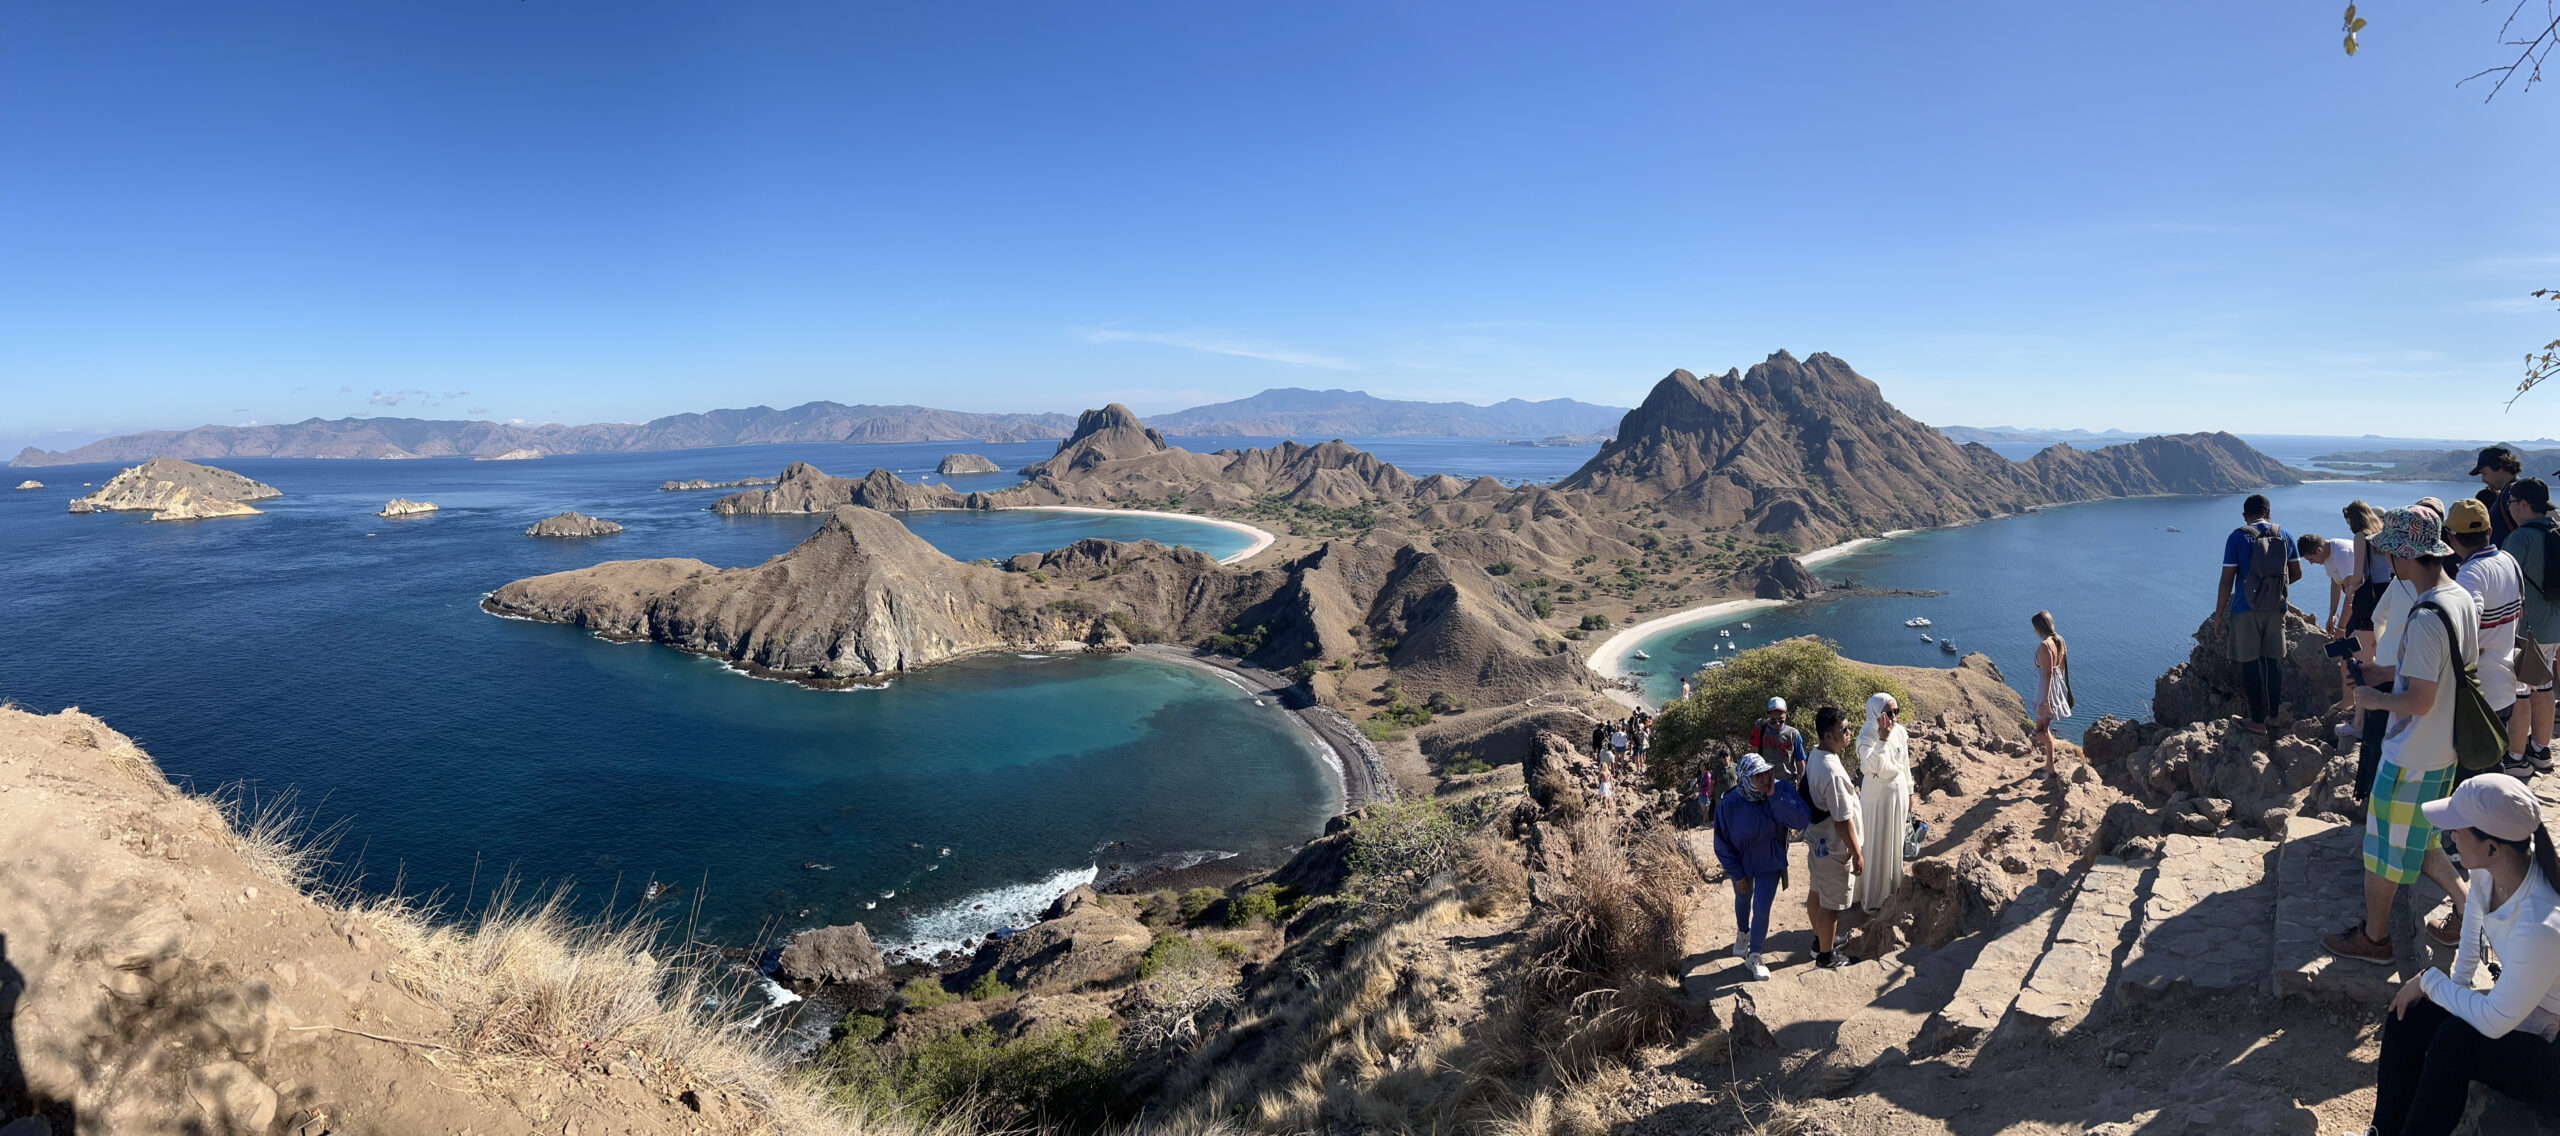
2424, 865, 2560, 1038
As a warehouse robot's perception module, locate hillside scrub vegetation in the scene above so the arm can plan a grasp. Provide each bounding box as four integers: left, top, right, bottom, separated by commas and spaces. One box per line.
1649, 637, 1912, 789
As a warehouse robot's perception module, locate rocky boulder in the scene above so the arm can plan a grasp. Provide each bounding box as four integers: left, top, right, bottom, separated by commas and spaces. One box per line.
981, 899, 1152, 991
13, 479, 39, 490
937, 453, 1000, 475
2151, 609, 2341, 728
66, 457, 280, 521
777, 923, 887, 985
712, 463, 964, 515
2098, 717, 2356, 841
1748, 555, 1825, 600
524, 511, 623, 537
377, 498, 439, 518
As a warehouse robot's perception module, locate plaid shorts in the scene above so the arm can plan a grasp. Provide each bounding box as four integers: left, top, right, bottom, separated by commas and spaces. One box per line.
2364, 761, 2456, 885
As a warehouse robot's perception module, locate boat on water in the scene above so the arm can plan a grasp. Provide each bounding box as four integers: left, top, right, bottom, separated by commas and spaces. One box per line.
2167, 526, 2182, 532
1739, 622, 1753, 630
1705, 660, 1729, 670
1920, 634, 1933, 642
1718, 629, 1732, 638
1940, 640, 1959, 654
1632, 649, 1651, 660
1904, 617, 1931, 628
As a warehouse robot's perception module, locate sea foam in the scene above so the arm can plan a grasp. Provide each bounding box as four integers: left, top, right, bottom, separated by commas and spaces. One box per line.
878, 863, 1100, 962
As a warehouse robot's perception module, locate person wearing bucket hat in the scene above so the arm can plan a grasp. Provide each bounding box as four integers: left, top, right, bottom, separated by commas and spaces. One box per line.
2504, 477, 2559, 775
2326, 507, 2479, 968
2366, 772, 2560, 1133
1712, 751, 1809, 982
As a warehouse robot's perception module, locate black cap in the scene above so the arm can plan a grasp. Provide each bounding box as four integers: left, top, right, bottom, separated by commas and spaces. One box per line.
2514, 477, 2553, 513
2471, 444, 2519, 476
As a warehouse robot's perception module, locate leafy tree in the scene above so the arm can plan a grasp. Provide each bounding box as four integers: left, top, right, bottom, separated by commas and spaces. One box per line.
1345, 797, 1467, 911
1650, 638, 1913, 791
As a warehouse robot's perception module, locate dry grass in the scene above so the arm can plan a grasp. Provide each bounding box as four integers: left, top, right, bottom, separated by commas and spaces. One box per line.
1523, 817, 1695, 1073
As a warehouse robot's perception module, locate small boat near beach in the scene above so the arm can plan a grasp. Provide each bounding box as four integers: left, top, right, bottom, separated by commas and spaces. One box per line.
1904, 617, 1931, 627
1718, 629, 1732, 638
1940, 640, 1959, 654
1739, 622, 1753, 630
1632, 649, 1651, 660
1920, 634, 1933, 642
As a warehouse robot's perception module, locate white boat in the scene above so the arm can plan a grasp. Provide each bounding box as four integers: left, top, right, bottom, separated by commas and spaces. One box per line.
1920, 634, 1933, 642
1705, 660, 1729, 670
1940, 640, 1959, 654
1718, 629, 1732, 638
1904, 617, 1931, 628
1632, 649, 1650, 660
1739, 622, 1753, 630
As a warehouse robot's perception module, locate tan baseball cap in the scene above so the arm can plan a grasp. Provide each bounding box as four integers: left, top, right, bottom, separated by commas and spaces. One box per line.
2421, 773, 2543, 842
2446, 497, 2492, 536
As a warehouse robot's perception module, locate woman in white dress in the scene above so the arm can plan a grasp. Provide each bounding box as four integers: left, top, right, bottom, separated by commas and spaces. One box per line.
1856, 692, 1913, 913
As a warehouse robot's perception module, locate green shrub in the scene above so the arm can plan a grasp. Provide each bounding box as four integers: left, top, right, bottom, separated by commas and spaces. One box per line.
1488, 559, 1516, 576
1224, 883, 1302, 927
1358, 717, 1408, 743
965, 971, 1013, 1001
1346, 797, 1467, 911
1176, 886, 1224, 923
897, 977, 957, 1012
1532, 596, 1555, 618
1044, 598, 1097, 618
1578, 613, 1612, 631
1424, 690, 1465, 715
1140, 932, 1247, 980
1204, 622, 1270, 657
834, 1012, 888, 1044
1439, 748, 1493, 776
1651, 637, 1914, 789
819, 1019, 1125, 1129
1102, 610, 1162, 643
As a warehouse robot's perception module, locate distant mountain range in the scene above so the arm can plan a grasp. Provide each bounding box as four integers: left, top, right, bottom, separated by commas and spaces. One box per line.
1144, 388, 1625, 438
1935, 425, 2144, 446
2306, 444, 2560, 481
10, 388, 1631, 467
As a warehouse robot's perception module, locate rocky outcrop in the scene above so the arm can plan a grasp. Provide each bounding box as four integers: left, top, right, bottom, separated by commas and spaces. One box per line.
523, 512, 623, 537
13, 479, 38, 489
1725, 555, 1824, 600
66, 457, 281, 521
937, 453, 1001, 475
2150, 609, 2341, 729
711, 463, 966, 515
659, 476, 776, 491
2020, 433, 2303, 499
777, 923, 887, 985
376, 498, 438, 518
974, 895, 1153, 991
1020, 403, 1171, 478
478, 448, 544, 461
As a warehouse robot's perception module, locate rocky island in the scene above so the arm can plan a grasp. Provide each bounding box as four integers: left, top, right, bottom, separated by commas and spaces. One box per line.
936, 452, 1001, 474
478, 448, 543, 461
13, 479, 39, 489
64, 456, 281, 521
659, 475, 778, 491
522, 511, 623, 537
376, 497, 438, 518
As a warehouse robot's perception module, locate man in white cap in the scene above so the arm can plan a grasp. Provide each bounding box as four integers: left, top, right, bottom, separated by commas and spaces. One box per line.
2366, 772, 2560, 1130
1749, 696, 1808, 778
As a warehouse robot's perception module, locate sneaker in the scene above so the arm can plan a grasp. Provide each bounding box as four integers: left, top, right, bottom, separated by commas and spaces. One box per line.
2323, 924, 2395, 966
2532, 744, 2554, 774
2502, 753, 2536, 777
1747, 952, 1771, 981
1813, 950, 1846, 970
1731, 936, 1749, 959
2425, 908, 2462, 948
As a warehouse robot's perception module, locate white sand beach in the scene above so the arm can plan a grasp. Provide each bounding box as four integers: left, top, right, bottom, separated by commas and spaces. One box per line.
1583, 528, 1913, 686
1003, 505, 1278, 565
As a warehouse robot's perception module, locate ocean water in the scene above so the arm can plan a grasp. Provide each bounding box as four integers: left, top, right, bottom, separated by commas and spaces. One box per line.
0, 445, 1334, 953
1621, 479, 2483, 739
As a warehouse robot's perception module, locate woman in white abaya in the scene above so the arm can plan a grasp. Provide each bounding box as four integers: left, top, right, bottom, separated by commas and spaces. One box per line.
1856, 692, 1913, 913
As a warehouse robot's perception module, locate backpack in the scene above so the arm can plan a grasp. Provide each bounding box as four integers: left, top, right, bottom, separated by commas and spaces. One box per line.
1796, 767, 1832, 826
2416, 601, 2510, 772
2238, 522, 2290, 611
2523, 520, 2560, 604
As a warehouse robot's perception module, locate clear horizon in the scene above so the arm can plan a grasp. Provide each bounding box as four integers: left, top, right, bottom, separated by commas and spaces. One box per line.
3, 3, 2553, 445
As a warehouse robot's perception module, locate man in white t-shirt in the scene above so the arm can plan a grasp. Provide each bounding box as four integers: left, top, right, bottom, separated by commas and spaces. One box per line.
2448, 499, 2528, 769
2303, 532, 2358, 636
1801, 705, 1865, 970
2326, 507, 2478, 968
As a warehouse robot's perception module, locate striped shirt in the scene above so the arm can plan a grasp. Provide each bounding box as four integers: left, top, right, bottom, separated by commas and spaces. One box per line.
2458, 546, 2526, 708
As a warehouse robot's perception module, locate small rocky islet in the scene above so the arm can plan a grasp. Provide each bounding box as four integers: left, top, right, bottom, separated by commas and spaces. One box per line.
523, 511, 623, 537
64, 456, 281, 521
935, 452, 1001, 475
376, 497, 438, 518
13, 479, 40, 490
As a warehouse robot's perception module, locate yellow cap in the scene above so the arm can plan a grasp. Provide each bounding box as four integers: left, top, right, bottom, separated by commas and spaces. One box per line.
2446, 497, 2492, 535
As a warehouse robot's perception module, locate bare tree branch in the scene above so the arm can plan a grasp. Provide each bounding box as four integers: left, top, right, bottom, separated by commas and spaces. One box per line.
2457, 0, 2560, 100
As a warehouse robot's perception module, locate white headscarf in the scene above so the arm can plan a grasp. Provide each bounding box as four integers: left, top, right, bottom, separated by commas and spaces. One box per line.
1855, 691, 1912, 912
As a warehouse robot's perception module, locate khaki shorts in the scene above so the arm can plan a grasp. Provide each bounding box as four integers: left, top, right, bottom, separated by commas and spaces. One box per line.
2228, 609, 2286, 663
1809, 839, 1855, 912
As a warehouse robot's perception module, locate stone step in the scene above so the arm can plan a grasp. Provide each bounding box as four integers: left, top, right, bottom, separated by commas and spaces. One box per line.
2273, 815, 2412, 1007
1913, 882, 2057, 1057
2116, 833, 2276, 1004
2009, 856, 2147, 1037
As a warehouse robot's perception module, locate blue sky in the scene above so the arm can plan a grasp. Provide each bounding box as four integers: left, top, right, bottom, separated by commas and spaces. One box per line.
3, 2, 2553, 448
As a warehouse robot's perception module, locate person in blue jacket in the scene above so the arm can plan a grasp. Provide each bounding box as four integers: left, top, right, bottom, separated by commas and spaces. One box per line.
1715, 752, 1811, 980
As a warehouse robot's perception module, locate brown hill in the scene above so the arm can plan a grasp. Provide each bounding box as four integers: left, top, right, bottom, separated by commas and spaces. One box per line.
65, 457, 282, 521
